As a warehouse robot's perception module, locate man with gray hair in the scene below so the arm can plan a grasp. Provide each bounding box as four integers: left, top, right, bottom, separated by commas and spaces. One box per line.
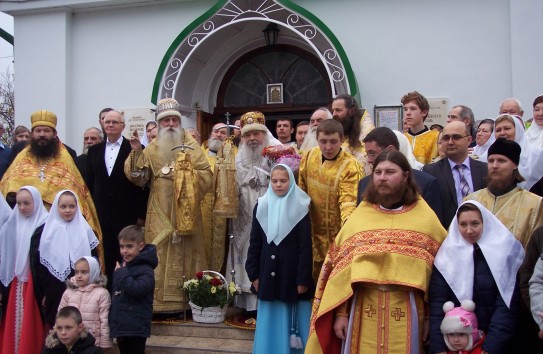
75, 126, 103, 178
300, 107, 332, 151
125, 98, 212, 315
499, 97, 524, 118
447, 105, 476, 146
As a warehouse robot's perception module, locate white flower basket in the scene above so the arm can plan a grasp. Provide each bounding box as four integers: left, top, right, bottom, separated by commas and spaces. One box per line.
189, 301, 227, 323
188, 270, 230, 324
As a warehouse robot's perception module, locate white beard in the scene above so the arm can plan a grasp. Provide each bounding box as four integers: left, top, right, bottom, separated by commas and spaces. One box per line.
237, 136, 269, 167
207, 137, 223, 152
156, 126, 184, 162
300, 126, 318, 150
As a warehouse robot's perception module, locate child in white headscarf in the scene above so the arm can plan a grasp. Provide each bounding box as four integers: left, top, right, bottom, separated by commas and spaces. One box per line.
246, 163, 314, 353
0, 186, 49, 354
39, 190, 99, 282
59, 256, 111, 349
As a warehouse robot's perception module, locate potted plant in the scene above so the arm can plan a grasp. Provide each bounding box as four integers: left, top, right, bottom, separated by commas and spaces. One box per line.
183, 270, 238, 323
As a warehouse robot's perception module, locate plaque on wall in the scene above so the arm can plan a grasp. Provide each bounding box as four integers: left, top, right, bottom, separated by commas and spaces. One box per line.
122, 108, 155, 140
267, 83, 283, 104
426, 98, 449, 128
374, 105, 403, 131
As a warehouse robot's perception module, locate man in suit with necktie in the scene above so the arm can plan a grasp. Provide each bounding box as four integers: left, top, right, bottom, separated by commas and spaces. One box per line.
422, 121, 487, 228
86, 110, 147, 288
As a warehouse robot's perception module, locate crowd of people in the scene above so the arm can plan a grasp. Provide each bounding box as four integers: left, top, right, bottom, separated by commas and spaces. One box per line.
0, 91, 542, 354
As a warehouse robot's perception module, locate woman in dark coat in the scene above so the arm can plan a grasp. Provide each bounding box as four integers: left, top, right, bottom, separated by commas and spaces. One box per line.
429, 201, 524, 354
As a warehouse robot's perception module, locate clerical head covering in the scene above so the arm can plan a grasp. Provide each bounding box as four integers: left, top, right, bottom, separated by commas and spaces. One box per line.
156, 98, 182, 121
31, 109, 57, 130
39, 190, 99, 282
434, 201, 524, 308
487, 137, 520, 165
76, 256, 101, 284
240, 111, 267, 136
256, 164, 310, 245
0, 186, 48, 286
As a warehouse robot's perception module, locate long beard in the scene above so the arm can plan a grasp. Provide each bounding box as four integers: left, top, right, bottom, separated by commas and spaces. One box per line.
340, 116, 354, 134
300, 126, 318, 150
238, 137, 269, 166
207, 137, 223, 152
29, 137, 60, 159
156, 126, 184, 162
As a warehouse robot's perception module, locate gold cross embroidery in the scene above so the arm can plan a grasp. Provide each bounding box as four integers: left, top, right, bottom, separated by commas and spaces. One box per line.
391, 308, 405, 321
364, 305, 376, 318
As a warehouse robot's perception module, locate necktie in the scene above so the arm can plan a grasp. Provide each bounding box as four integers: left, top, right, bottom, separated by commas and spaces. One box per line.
455, 164, 471, 198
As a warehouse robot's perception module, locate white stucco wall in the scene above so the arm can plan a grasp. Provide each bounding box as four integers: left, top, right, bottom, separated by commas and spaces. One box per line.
3, 0, 542, 152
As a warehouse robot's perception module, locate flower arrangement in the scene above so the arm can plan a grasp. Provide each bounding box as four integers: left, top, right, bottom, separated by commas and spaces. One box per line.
262, 145, 302, 173
183, 271, 238, 309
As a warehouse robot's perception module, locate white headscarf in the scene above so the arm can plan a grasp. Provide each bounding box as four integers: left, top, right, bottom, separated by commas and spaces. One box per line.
434, 201, 524, 308
256, 164, 310, 245
0, 186, 48, 286
140, 120, 157, 146
393, 130, 424, 170
507, 116, 543, 190
472, 123, 496, 163
525, 122, 543, 148
76, 256, 101, 284
39, 190, 99, 282
0, 193, 12, 226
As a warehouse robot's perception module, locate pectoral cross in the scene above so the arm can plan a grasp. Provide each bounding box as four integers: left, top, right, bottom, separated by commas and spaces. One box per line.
391, 308, 405, 321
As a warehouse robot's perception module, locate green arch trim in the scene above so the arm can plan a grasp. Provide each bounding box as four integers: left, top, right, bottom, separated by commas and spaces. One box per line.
151, 0, 359, 105
0, 28, 14, 45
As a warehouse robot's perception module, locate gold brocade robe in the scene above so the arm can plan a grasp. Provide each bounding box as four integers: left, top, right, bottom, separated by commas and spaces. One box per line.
404, 128, 439, 164
298, 147, 363, 281
342, 110, 375, 176
465, 187, 543, 247
0, 144, 104, 267
200, 148, 228, 271
306, 200, 447, 354
124, 133, 212, 312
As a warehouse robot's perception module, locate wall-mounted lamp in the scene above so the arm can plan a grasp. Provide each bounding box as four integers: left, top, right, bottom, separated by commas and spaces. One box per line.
262, 23, 279, 47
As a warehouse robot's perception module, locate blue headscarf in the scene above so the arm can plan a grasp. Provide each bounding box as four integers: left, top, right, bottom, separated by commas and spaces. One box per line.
256, 164, 310, 245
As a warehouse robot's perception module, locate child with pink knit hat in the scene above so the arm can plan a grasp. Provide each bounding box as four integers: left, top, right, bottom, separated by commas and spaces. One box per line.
440, 300, 485, 354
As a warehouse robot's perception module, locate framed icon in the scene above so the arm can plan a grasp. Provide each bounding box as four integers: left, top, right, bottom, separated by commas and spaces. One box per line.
267, 83, 283, 104
374, 105, 403, 131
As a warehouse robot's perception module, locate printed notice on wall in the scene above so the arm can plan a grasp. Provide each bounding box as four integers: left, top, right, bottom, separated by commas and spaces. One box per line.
377, 109, 401, 131
426, 98, 449, 128
121, 108, 155, 140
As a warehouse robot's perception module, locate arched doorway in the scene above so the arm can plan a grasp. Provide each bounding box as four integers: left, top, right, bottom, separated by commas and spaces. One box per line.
152, 0, 360, 138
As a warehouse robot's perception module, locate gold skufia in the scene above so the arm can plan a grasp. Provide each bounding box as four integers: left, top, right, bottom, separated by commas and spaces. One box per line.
31, 110, 57, 129
173, 151, 197, 235
213, 138, 238, 218
240, 111, 265, 129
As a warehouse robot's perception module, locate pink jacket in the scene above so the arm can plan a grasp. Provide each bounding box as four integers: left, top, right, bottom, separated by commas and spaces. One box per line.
58, 276, 112, 348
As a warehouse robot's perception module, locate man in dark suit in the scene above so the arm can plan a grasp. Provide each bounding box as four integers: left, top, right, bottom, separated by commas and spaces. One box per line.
423, 121, 487, 228
75, 127, 103, 180
86, 110, 146, 288
357, 127, 444, 224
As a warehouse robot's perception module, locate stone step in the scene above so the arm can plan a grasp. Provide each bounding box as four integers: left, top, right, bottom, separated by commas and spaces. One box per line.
151, 321, 254, 340
109, 319, 255, 353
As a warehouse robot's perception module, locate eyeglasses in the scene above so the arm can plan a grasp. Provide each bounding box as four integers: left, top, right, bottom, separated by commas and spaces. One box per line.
441, 134, 469, 142
104, 120, 123, 125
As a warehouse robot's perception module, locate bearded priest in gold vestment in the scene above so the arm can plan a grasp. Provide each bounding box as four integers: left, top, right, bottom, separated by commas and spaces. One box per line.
306, 150, 446, 354
125, 98, 212, 313
0, 110, 104, 266
298, 119, 363, 281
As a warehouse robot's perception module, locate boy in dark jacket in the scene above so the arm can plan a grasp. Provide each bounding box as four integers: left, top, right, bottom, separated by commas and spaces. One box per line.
42, 306, 103, 354
109, 225, 158, 354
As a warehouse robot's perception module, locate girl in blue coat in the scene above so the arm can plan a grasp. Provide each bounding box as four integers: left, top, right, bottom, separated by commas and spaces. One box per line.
245, 164, 314, 354
429, 201, 524, 354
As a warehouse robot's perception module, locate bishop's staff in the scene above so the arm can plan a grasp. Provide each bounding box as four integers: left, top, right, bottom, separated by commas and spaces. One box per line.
212, 113, 239, 286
